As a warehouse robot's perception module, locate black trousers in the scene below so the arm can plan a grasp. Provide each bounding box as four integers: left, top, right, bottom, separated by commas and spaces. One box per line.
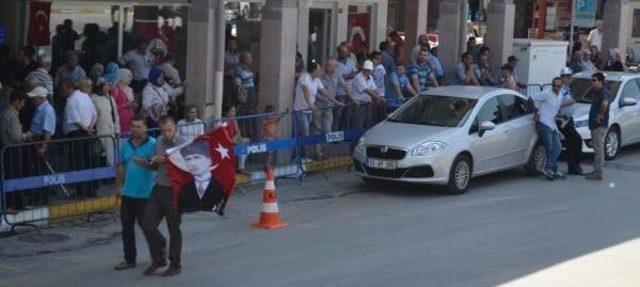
67, 130, 97, 197
558, 117, 583, 172
120, 195, 148, 264
141, 185, 181, 266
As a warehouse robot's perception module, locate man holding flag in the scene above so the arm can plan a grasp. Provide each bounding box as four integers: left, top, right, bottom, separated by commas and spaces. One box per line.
139, 115, 236, 276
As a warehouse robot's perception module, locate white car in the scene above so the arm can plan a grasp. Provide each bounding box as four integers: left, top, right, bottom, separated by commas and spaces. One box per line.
570, 72, 640, 160
353, 86, 546, 194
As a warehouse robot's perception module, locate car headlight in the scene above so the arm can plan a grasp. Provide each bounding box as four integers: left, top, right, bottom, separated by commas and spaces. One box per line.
575, 119, 589, 128
412, 141, 446, 156
356, 136, 366, 153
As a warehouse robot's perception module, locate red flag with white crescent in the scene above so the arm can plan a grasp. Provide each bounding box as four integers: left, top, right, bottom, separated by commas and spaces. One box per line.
28, 1, 51, 46
166, 126, 236, 215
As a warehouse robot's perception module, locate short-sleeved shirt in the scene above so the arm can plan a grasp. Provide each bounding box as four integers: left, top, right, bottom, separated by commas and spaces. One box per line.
408, 62, 433, 91
588, 29, 603, 52
428, 54, 444, 77
234, 66, 255, 90
373, 64, 386, 96
120, 49, 153, 81
155, 134, 188, 187
63, 90, 97, 135
456, 62, 471, 84
352, 72, 377, 103
318, 71, 343, 108
389, 72, 411, 98
294, 72, 325, 111
30, 101, 56, 136
336, 57, 358, 96
589, 88, 610, 130
530, 89, 561, 131
120, 137, 156, 198
559, 85, 575, 116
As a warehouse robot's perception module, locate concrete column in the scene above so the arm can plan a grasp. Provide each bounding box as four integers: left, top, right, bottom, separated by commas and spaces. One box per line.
437, 0, 468, 84
372, 1, 389, 51
258, 0, 298, 112
485, 0, 515, 71
0, 1, 27, 53
601, 0, 630, 64
185, 0, 220, 119
402, 0, 429, 64
336, 1, 349, 45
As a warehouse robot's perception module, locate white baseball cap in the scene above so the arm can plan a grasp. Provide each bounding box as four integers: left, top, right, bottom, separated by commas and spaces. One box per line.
363, 60, 374, 71
27, 87, 48, 98
560, 67, 573, 76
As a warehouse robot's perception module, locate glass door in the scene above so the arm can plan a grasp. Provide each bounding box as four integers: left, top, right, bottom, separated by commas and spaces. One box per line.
308, 8, 333, 65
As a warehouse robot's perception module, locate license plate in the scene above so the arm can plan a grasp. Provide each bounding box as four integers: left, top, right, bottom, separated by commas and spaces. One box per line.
367, 158, 397, 170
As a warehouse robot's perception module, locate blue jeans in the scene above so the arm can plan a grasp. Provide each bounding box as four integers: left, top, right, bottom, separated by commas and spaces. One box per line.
296, 111, 312, 158
536, 122, 562, 173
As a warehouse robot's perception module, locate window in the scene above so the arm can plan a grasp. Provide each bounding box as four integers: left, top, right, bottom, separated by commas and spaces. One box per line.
499, 94, 531, 120
387, 95, 477, 127
476, 97, 503, 124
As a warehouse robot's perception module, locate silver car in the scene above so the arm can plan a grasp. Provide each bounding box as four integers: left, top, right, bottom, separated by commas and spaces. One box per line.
570, 72, 640, 160
353, 86, 546, 194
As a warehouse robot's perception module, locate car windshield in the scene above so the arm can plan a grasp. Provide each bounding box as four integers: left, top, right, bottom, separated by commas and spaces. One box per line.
571, 78, 620, 103
388, 95, 477, 127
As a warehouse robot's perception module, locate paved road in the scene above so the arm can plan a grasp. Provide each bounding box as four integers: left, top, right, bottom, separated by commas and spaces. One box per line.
2, 147, 640, 287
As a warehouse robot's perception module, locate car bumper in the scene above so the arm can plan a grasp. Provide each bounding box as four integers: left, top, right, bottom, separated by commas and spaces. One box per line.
352, 147, 452, 185
576, 126, 595, 153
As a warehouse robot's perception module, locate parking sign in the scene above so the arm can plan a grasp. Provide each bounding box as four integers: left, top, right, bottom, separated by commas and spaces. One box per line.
574, 0, 596, 27
0, 25, 6, 44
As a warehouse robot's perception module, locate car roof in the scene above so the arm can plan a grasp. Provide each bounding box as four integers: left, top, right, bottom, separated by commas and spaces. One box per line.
423, 85, 521, 99
572, 71, 640, 81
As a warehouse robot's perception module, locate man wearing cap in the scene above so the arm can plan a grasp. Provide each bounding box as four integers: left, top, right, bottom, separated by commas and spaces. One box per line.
557, 68, 583, 175
352, 60, 383, 129
24, 86, 56, 158
506, 55, 526, 88
178, 142, 225, 214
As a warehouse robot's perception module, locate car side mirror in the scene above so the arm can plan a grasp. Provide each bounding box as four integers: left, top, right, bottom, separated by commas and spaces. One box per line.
478, 121, 496, 137
621, 97, 638, 107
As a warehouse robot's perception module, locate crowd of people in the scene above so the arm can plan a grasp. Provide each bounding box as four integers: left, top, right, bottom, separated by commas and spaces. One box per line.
0, 19, 205, 211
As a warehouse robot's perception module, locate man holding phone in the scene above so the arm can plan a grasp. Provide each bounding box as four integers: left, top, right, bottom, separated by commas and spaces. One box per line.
114, 116, 157, 270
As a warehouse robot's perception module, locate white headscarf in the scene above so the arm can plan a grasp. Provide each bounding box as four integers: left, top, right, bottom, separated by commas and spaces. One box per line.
114, 68, 133, 87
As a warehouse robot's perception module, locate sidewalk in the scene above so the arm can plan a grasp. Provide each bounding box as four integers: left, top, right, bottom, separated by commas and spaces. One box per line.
500, 238, 640, 286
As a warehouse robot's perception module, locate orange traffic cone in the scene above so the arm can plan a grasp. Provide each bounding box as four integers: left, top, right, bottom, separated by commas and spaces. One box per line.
251, 167, 287, 229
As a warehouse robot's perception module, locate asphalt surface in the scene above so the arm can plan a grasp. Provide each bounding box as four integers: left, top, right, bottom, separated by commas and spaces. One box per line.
2, 146, 640, 287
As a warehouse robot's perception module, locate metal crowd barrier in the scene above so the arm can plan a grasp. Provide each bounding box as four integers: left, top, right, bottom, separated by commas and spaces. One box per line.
1, 135, 118, 232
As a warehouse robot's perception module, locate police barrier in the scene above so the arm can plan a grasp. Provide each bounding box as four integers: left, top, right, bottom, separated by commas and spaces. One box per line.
1, 135, 118, 231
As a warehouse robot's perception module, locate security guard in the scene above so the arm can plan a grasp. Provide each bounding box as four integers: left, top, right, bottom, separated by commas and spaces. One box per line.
557, 67, 584, 175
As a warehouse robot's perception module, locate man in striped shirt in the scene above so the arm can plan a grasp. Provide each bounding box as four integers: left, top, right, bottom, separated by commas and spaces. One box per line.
409, 48, 439, 93
27, 56, 54, 99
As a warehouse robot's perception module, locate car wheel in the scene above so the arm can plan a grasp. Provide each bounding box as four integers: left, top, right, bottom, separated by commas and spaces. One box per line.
445, 155, 472, 195
525, 142, 546, 176
604, 127, 620, 161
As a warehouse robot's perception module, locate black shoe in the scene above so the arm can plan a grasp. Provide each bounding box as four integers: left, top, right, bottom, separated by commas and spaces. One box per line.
554, 172, 566, 179
142, 260, 167, 275
541, 170, 555, 181
114, 261, 136, 270
568, 170, 583, 175
161, 264, 182, 276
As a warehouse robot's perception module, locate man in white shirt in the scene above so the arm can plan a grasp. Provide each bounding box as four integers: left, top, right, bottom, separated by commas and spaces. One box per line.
352, 60, 383, 129
530, 77, 564, 180
587, 20, 603, 53
294, 62, 332, 160
120, 38, 153, 93
557, 68, 583, 175
60, 79, 99, 197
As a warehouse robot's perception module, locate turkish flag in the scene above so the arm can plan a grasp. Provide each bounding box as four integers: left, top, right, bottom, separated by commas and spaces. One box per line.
28, 1, 51, 46
166, 126, 236, 215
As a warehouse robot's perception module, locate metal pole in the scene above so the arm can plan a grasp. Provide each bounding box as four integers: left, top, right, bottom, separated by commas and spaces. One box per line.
570, 0, 575, 57
213, 0, 226, 120
117, 5, 125, 59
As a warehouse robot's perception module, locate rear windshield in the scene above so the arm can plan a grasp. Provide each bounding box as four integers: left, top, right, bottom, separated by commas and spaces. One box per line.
388, 95, 477, 127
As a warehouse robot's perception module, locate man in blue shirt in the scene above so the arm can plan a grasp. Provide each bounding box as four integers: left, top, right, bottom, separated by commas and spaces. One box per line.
25, 86, 56, 158
114, 116, 157, 270
409, 48, 439, 93
585, 72, 610, 181
389, 64, 418, 105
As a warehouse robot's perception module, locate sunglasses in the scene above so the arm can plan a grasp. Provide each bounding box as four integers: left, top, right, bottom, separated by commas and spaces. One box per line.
591, 79, 598, 82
